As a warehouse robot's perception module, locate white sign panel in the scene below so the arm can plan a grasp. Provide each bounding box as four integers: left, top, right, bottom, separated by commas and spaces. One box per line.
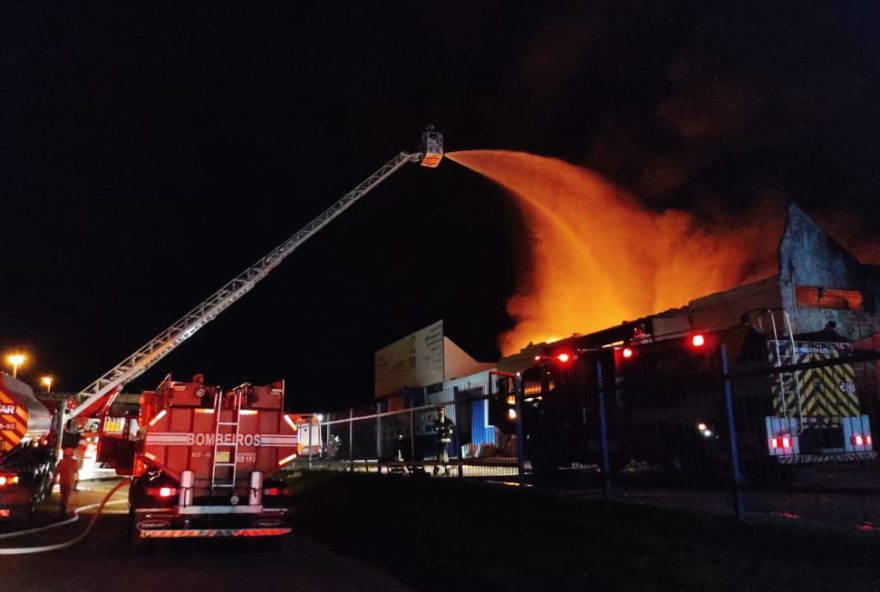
374, 320, 444, 397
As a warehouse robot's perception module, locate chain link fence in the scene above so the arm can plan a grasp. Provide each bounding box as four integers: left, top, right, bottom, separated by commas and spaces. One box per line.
291, 332, 880, 531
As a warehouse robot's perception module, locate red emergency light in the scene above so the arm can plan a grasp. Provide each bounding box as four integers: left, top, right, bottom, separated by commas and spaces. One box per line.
771, 437, 792, 449
534, 352, 577, 365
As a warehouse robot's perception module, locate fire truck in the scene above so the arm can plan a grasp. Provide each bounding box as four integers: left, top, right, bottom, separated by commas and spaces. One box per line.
54, 128, 442, 541
61, 127, 442, 428
0, 374, 57, 520
497, 310, 876, 479
99, 375, 299, 542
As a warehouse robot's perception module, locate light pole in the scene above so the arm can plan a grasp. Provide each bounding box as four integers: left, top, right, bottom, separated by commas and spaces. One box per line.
41, 376, 53, 394
6, 354, 26, 379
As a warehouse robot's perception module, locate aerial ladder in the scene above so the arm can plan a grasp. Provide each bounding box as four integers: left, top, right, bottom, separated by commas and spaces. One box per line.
66, 127, 444, 422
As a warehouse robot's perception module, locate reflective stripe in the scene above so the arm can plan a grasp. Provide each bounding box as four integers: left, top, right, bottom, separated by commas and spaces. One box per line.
260, 436, 298, 446
140, 527, 291, 538
144, 432, 297, 447
777, 451, 877, 464
177, 505, 279, 515
145, 433, 191, 445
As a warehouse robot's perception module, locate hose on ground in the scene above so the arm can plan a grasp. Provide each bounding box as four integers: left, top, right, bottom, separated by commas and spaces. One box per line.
0, 479, 129, 554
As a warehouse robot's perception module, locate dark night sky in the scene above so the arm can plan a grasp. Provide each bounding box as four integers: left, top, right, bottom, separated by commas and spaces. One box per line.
2, 2, 879, 410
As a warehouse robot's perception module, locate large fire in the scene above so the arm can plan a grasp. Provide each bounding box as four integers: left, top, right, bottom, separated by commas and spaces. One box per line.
446, 150, 782, 355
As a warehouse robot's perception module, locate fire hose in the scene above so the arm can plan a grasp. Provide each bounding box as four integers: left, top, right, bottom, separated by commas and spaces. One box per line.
0, 479, 129, 554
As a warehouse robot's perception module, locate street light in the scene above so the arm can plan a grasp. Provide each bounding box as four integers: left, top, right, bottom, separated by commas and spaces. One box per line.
6, 354, 26, 379
41, 376, 53, 393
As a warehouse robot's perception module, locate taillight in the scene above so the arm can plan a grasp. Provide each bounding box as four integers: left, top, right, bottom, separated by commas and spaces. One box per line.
691, 334, 706, 348
263, 486, 289, 497
146, 486, 178, 498
852, 434, 872, 446
771, 437, 792, 449
0, 474, 19, 487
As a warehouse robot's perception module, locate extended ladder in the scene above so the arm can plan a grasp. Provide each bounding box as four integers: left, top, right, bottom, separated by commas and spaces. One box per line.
67, 128, 443, 420
210, 389, 243, 494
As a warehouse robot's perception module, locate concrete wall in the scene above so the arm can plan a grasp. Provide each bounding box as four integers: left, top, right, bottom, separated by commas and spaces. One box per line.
687, 275, 782, 332
779, 203, 880, 339
443, 337, 495, 380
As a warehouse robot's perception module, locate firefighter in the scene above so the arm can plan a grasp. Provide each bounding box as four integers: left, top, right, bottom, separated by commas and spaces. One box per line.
56, 447, 79, 516
432, 407, 455, 476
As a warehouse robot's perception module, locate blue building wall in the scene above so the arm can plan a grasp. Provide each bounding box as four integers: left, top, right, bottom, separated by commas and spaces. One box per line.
470, 396, 495, 449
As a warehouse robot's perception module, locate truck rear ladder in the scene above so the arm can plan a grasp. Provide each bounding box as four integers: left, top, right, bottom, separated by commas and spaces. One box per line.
210, 389, 243, 494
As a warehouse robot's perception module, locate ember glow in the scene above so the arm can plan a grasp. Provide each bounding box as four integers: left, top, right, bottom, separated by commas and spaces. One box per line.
447, 150, 780, 354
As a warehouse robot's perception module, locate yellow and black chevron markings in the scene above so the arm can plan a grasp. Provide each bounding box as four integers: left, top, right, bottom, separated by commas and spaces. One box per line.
0, 388, 29, 452
769, 341, 860, 418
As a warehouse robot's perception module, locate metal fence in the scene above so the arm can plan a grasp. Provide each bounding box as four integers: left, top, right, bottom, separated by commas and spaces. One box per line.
291, 338, 880, 532
292, 380, 521, 481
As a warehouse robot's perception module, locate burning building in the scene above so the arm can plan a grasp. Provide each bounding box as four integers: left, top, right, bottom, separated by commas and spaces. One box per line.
490, 202, 880, 473
500, 202, 880, 371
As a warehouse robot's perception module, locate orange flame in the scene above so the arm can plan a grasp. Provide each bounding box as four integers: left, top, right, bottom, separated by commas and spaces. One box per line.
447, 150, 781, 355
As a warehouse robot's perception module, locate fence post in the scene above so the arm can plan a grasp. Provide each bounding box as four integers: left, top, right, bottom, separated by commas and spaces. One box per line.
596, 360, 612, 501
514, 372, 526, 487
308, 418, 313, 470
453, 388, 464, 478
349, 407, 354, 472
376, 402, 382, 473
409, 407, 416, 469
721, 344, 746, 520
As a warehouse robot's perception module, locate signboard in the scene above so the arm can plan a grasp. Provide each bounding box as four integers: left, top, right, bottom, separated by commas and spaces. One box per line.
374, 320, 444, 397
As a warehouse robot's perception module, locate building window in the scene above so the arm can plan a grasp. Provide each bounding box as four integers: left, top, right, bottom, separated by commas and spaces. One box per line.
796, 286, 867, 311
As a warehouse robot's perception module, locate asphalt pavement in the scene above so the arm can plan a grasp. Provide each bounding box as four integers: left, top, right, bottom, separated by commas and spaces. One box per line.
0, 479, 411, 592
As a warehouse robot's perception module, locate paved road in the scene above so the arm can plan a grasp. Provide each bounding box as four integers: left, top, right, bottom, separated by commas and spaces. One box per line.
0, 480, 411, 592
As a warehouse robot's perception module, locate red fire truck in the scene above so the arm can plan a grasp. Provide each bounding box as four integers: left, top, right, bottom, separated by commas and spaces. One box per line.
58, 129, 439, 540
497, 313, 876, 478
98, 374, 299, 544
0, 374, 56, 520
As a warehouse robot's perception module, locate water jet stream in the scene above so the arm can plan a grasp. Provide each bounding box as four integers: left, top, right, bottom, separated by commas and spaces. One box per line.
447, 150, 779, 354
